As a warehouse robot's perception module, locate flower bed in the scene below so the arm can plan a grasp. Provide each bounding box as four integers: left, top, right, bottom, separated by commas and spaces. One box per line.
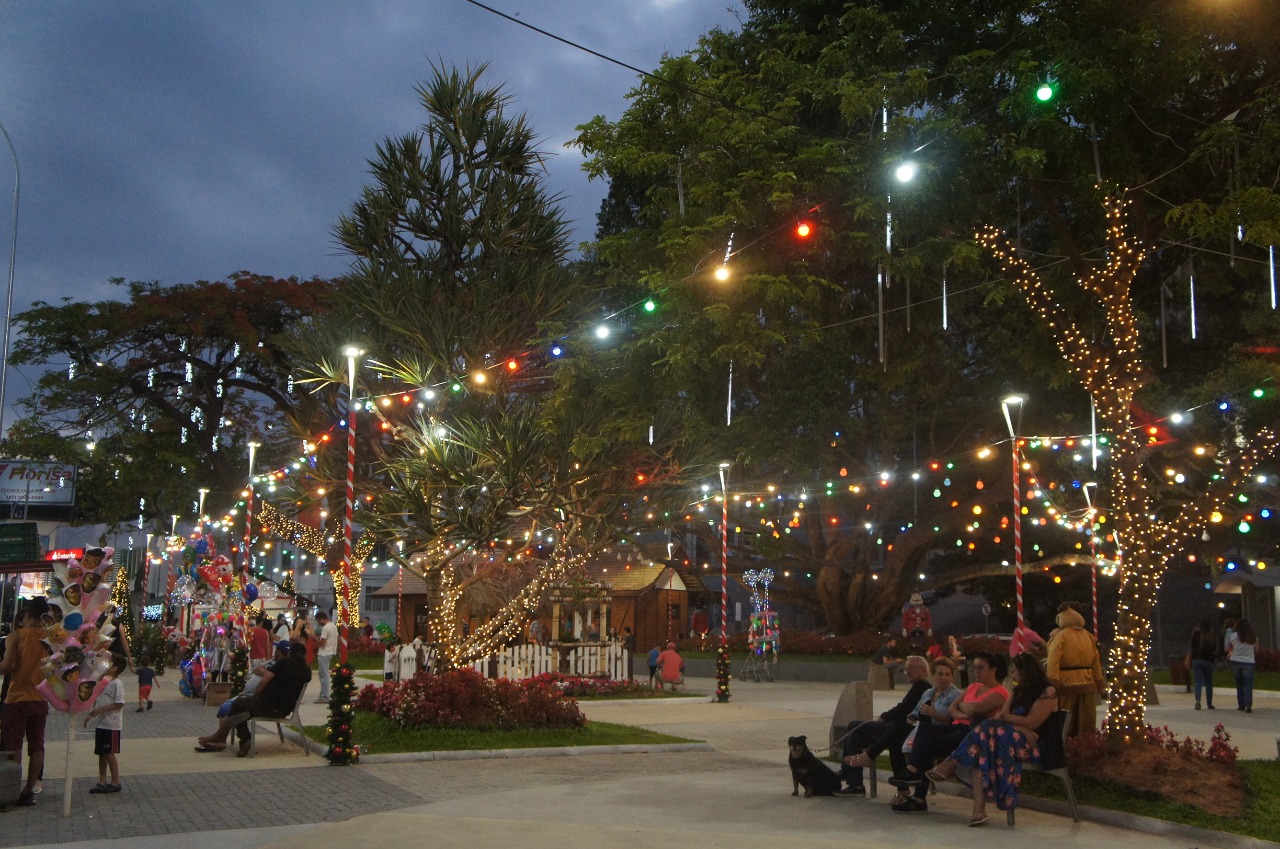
526, 672, 656, 698
354, 668, 585, 730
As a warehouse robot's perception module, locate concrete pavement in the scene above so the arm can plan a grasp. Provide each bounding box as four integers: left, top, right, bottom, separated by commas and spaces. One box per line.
3, 670, 1278, 849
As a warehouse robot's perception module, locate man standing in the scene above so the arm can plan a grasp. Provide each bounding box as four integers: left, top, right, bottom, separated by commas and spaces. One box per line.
314, 612, 338, 703
837, 654, 930, 795
0, 597, 51, 808
248, 616, 272, 663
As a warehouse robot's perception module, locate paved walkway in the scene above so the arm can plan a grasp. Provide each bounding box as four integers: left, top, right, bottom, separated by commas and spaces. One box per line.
3, 671, 1277, 849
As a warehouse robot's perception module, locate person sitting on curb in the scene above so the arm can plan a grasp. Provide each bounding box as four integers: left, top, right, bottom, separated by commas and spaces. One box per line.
838, 655, 930, 795
194, 641, 311, 756
871, 635, 904, 681
655, 642, 685, 690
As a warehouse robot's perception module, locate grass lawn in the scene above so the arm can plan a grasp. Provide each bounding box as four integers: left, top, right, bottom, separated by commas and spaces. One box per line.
848, 752, 1280, 840
1150, 668, 1280, 692
304, 711, 697, 755
1021, 759, 1280, 839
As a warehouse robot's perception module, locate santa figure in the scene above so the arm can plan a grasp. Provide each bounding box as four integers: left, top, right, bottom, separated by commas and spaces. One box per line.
901, 592, 933, 652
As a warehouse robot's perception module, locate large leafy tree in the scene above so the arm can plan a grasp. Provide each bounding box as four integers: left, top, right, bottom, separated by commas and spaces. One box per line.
578, 0, 1280, 737
2, 272, 337, 527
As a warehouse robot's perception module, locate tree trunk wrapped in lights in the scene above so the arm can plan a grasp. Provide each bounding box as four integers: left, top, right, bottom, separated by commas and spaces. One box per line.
979, 195, 1279, 747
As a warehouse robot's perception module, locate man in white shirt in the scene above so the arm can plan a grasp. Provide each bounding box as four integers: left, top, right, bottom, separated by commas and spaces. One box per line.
315, 612, 338, 703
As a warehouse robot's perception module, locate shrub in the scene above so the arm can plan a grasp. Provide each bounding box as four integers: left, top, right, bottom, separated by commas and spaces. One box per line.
1067, 722, 1238, 767
355, 668, 585, 730
527, 672, 654, 698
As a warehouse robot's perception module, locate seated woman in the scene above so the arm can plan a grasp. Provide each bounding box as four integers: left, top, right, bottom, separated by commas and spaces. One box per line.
890, 650, 1009, 813
924, 651, 1058, 827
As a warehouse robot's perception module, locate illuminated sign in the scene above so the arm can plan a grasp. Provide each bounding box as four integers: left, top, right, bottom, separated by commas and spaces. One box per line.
45, 549, 86, 561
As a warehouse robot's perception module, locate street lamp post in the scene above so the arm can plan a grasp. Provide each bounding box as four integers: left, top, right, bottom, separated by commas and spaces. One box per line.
1000, 395, 1026, 632
0, 122, 18, 440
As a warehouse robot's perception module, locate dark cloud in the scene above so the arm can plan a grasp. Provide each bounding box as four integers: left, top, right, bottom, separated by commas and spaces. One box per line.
0, 0, 741, 308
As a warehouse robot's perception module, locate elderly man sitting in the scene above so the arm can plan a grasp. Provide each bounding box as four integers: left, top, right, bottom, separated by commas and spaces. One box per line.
194, 641, 311, 757
836, 654, 930, 795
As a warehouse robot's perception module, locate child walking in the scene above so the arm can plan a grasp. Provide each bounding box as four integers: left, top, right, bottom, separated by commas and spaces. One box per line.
135, 658, 157, 712
84, 654, 127, 794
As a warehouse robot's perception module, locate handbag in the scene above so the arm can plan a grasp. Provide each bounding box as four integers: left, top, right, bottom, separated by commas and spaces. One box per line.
1182, 652, 1191, 671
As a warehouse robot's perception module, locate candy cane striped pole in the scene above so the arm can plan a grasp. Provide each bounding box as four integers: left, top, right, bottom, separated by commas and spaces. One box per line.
244, 444, 258, 579
719, 463, 730, 644
342, 347, 361, 633
1011, 440, 1024, 631
1000, 398, 1025, 633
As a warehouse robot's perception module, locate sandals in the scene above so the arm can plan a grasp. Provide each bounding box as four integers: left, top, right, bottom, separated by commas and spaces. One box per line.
968, 814, 990, 827
925, 768, 951, 784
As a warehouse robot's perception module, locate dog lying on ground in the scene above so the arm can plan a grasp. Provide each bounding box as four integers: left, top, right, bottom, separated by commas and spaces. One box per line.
788, 735, 842, 797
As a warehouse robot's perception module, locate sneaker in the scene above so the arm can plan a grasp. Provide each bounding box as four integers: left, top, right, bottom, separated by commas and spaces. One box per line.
147, 700, 154, 710
15, 791, 35, 807
89, 784, 109, 794
1245, 706, 1252, 713
31, 781, 41, 795
836, 785, 866, 796
1194, 702, 1201, 710
1207, 704, 1216, 709
103, 785, 122, 794
237, 736, 252, 758
136, 708, 145, 713
892, 796, 927, 813
314, 698, 328, 704
888, 774, 924, 788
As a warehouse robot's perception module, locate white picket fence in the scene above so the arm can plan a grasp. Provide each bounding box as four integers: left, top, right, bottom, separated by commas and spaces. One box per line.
469, 643, 630, 681
390, 642, 630, 682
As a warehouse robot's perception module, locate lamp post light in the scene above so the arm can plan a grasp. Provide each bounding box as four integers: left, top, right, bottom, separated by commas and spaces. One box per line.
0, 122, 18, 440
1000, 395, 1026, 632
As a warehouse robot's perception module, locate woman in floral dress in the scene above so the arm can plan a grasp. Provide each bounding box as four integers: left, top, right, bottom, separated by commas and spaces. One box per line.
925, 651, 1057, 826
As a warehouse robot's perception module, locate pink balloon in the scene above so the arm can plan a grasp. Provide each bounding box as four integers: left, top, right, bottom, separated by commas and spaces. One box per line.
36, 679, 70, 712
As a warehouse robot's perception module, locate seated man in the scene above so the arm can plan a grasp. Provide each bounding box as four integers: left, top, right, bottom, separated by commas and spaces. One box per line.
195, 641, 311, 756
871, 636, 903, 676
837, 655, 930, 794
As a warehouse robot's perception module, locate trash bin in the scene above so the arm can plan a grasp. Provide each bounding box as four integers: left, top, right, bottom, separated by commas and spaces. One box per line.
1169, 654, 1190, 687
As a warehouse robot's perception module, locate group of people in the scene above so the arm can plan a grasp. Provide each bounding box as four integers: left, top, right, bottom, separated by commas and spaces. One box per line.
839, 651, 1057, 826
1, 596, 135, 807
841, 602, 1105, 826
1188, 616, 1260, 712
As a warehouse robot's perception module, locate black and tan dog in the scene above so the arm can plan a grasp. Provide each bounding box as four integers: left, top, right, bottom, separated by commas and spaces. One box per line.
788, 735, 842, 797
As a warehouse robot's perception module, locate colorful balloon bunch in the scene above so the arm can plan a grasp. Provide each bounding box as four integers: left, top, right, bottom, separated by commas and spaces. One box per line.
37, 547, 120, 713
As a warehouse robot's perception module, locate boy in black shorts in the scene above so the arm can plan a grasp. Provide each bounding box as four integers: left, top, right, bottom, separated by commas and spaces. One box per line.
83, 655, 127, 793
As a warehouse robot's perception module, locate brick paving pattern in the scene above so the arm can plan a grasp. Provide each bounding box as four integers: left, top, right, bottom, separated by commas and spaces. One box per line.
0, 767, 422, 847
